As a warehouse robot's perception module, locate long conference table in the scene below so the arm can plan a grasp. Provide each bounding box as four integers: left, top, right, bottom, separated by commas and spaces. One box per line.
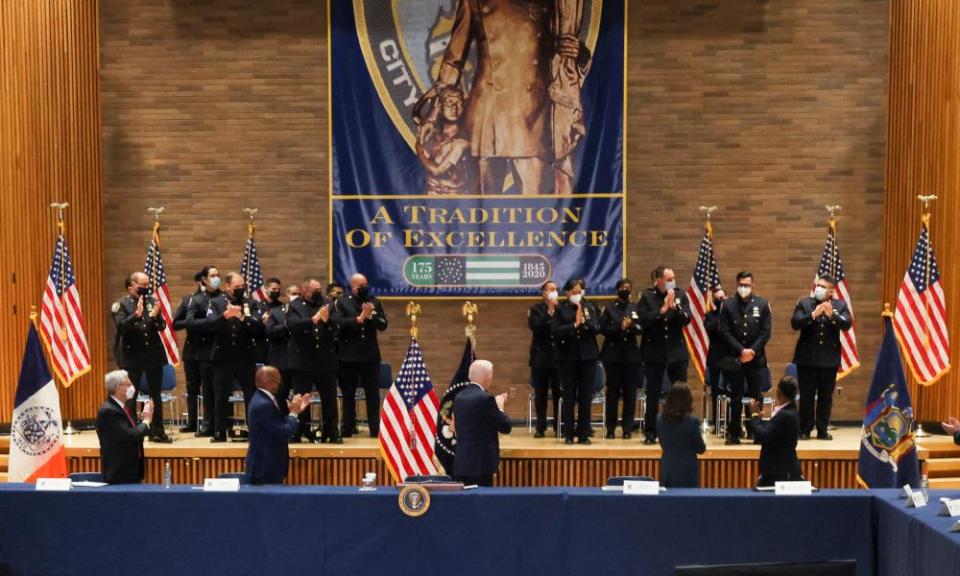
0, 485, 957, 576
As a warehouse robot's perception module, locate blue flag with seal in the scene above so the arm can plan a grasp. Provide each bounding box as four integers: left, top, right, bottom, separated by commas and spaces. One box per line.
330, 0, 625, 297
857, 313, 921, 489
436, 337, 474, 474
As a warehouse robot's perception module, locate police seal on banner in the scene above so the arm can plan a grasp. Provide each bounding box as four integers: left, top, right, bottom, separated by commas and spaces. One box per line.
398, 484, 432, 517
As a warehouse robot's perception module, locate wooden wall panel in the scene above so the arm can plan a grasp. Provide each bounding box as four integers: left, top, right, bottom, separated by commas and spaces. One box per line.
883, 0, 960, 422
0, 0, 105, 425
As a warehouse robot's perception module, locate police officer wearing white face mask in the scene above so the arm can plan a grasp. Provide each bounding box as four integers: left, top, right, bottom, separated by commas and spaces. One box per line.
528, 280, 561, 438
551, 278, 600, 444
717, 271, 772, 445
638, 266, 691, 444
790, 274, 851, 440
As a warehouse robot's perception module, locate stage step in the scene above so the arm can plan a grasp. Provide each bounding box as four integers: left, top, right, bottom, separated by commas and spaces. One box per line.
926, 457, 960, 477
0, 472, 6, 483
0, 454, 7, 472
0, 436, 9, 450
929, 477, 960, 489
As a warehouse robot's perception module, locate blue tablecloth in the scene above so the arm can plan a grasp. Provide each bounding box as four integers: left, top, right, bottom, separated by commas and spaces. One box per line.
0, 485, 955, 576
873, 489, 960, 576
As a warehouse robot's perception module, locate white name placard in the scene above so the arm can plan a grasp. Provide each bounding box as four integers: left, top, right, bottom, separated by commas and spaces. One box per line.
939, 498, 960, 517
623, 480, 660, 495
905, 489, 927, 508
202, 478, 240, 492
774, 481, 813, 495
35, 478, 72, 492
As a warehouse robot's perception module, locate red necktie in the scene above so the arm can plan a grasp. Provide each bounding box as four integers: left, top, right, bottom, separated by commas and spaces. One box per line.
123, 405, 136, 427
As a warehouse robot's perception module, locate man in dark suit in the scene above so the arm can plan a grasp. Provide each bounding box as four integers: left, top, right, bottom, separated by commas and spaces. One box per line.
243, 366, 311, 485
600, 278, 643, 439
286, 278, 341, 443
453, 360, 512, 487
185, 266, 221, 437
638, 266, 691, 444
96, 370, 154, 484
335, 273, 388, 438
528, 280, 561, 438
172, 270, 204, 433
748, 376, 803, 487
551, 278, 600, 445
718, 271, 772, 445
791, 274, 852, 440
112, 271, 172, 443
194, 271, 265, 442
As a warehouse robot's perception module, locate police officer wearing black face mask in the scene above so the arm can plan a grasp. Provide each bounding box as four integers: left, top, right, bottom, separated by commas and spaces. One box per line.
198, 271, 265, 442
172, 270, 205, 433
262, 278, 293, 412
638, 266, 691, 444
185, 265, 221, 437
253, 277, 283, 365
717, 271, 772, 445
112, 271, 172, 443
790, 274, 851, 440
600, 278, 643, 439
335, 273, 388, 438
287, 278, 342, 443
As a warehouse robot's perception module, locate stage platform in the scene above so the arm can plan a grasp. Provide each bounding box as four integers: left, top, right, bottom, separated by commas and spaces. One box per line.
57, 426, 940, 489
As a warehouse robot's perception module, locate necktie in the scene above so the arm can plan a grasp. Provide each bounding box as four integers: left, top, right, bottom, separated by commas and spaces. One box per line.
123, 405, 136, 427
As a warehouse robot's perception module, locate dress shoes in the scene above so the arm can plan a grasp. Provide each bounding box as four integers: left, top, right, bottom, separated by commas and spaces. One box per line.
817, 431, 833, 441
210, 434, 227, 443
622, 432, 632, 440
605, 431, 616, 440
564, 438, 574, 445
799, 432, 811, 440
195, 428, 213, 438
150, 434, 173, 444
533, 431, 545, 438
642, 435, 657, 445
724, 436, 741, 445
179, 425, 197, 434
577, 437, 592, 445
326, 437, 344, 445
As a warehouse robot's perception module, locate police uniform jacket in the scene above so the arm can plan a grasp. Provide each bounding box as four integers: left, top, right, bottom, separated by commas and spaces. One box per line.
791, 297, 852, 368
112, 294, 167, 370
334, 293, 388, 364
704, 304, 725, 367
198, 294, 265, 364
599, 298, 643, 364
172, 292, 201, 361
263, 301, 291, 371
286, 296, 339, 374
550, 299, 600, 362
185, 289, 221, 362
638, 288, 691, 363
527, 302, 558, 368
717, 294, 772, 370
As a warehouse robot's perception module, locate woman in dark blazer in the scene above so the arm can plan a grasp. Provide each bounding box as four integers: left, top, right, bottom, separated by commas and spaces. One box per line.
657, 382, 706, 488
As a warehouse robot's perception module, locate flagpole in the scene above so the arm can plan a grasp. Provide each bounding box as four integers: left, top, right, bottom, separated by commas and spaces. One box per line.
917, 196, 937, 350
825, 205, 841, 279
147, 207, 165, 294
699, 206, 718, 310
242, 208, 258, 299
406, 301, 421, 452
47, 204, 81, 435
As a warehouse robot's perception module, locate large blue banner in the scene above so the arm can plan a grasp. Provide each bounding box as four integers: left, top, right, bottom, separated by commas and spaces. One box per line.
330, 0, 625, 297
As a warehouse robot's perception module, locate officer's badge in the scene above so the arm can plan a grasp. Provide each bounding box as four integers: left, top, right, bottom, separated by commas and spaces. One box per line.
752, 306, 760, 317
631, 311, 639, 320
861, 384, 915, 469
398, 484, 431, 518
111, 301, 121, 314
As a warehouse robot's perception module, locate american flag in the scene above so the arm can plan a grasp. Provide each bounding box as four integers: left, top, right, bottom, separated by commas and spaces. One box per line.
814, 219, 859, 378
683, 223, 722, 383
894, 221, 951, 385
240, 230, 267, 302
144, 225, 180, 365
39, 231, 90, 387
378, 338, 440, 482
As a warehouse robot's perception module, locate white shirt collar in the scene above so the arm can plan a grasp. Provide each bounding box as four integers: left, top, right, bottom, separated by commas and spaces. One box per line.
111, 396, 127, 410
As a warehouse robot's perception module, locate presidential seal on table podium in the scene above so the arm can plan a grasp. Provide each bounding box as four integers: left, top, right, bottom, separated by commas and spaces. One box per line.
398, 484, 431, 518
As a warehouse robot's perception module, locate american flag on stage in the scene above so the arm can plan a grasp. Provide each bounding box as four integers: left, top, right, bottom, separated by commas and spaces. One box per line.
39, 230, 90, 387
144, 224, 180, 365
240, 228, 267, 302
814, 219, 860, 379
683, 222, 722, 383
894, 220, 951, 385
378, 338, 440, 482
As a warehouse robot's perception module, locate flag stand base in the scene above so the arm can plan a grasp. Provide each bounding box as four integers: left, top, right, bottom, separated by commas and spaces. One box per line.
915, 424, 930, 438
63, 421, 79, 435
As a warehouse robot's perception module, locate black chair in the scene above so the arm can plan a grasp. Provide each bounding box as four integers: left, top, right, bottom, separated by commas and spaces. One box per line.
606, 475, 655, 486
69, 472, 104, 483
404, 475, 452, 484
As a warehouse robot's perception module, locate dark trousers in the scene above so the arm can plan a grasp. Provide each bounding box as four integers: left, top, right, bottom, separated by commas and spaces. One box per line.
126, 364, 164, 436
198, 359, 215, 432
560, 360, 594, 441
182, 358, 201, 429
212, 360, 256, 436
456, 474, 493, 487
531, 367, 561, 434
722, 365, 764, 438
603, 362, 639, 434
643, 360, 688, 436
291, 370, 339, 440
339, 362, 380, 437
797, 364, 838, 435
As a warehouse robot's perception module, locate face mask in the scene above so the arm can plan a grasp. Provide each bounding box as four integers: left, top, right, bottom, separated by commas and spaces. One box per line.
713, 298, 724, 309
546, 290, 559, 302
208, 276, 221, 290
125, 385, 136, 400
664, 281, 676, 292
232, 288, 244, 301
737, 286, 752, 299
617, 289, 631, 301
357, 285, 370, 301
269, 290, 281, 302
568, 293, 582, 306
311, 291, 323, 305
137, 286, 150, 297
814, 286, 828, 302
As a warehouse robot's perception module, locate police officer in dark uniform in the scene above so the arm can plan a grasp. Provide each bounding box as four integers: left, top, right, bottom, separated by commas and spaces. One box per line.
287, 278, 342, 444
638, 266, 691, 444
551, 278, 600, 445
703, 287, 727, 431
790, 274, 851, 440
185, 266, 221, 437
263, 279, 295, 413
528, 280, 561, 438
112, 271, 172, 443
717, 271, 772, 445
252, 277, 283, 365
171, 270, 204, 433
198, 271, 265, 442
600, 278, 643, 439
335, 273, 388, 438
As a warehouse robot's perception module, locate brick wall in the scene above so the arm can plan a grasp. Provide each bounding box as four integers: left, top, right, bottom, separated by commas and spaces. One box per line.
100, 0, 888, 421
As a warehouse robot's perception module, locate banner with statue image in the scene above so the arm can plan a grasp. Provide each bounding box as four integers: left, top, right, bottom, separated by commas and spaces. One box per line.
330, 0, 625, 296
